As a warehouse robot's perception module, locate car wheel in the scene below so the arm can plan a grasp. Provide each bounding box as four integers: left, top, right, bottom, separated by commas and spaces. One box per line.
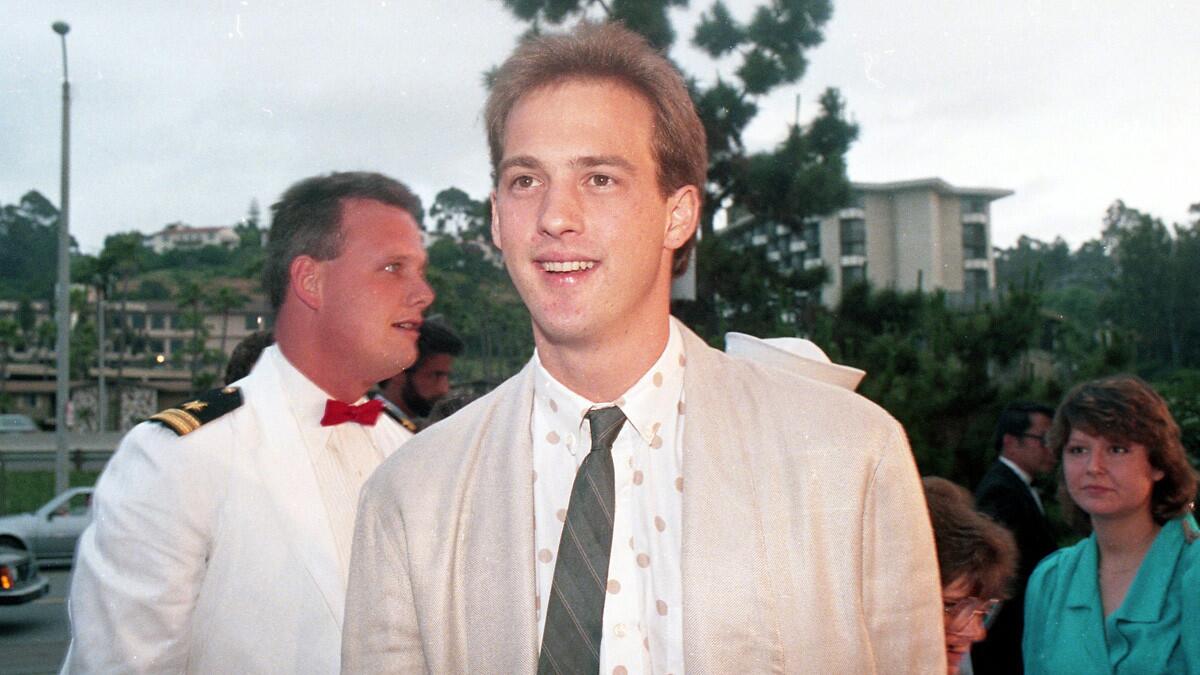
0, 535, 26, 551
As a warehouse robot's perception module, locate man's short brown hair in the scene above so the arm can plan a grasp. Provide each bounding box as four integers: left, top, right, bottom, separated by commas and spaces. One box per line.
263, 171, 423, 310
485, 21, 707, 277
1049, 374, 1199, 529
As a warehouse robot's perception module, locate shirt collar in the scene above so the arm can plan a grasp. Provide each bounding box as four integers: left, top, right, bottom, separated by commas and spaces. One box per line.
999, 455, 1034, 485
270, 345, 368, 444
532, 320, 686, 446
1108, 517, 1189, 623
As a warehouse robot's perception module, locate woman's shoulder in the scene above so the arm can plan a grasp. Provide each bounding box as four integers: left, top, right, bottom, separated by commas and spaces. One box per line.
1030, 536, 1091, 591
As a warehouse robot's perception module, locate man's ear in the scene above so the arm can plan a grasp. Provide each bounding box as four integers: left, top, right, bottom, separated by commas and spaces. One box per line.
663, 185, 700, 251
289, 255, 322, 310
489, 191, 504, 252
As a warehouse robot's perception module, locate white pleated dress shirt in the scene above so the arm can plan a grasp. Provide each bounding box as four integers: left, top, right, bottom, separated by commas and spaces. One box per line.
272, 348, 412, 582
532, 321, 687, 674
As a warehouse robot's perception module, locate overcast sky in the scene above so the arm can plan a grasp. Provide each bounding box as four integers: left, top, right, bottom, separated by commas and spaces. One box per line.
3, 1, 1196, 254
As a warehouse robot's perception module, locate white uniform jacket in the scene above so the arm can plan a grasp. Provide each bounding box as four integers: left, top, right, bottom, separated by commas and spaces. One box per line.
63, 346, 410, 674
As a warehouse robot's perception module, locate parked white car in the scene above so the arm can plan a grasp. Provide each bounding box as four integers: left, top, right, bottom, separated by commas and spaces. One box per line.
0, 487, 94, 565
0, 545, 51, 605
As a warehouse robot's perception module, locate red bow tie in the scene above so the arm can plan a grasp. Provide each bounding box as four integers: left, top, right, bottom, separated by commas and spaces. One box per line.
320, 398, 385, 427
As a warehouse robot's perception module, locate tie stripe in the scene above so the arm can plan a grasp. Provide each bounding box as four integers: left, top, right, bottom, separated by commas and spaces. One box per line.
538, 406, 626, 675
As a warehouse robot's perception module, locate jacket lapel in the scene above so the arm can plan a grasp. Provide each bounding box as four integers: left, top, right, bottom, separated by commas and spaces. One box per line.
462, 363, 539, 672
239, 351, 344, 627
677, 326, 783, 672
1063, 536, 1111, 670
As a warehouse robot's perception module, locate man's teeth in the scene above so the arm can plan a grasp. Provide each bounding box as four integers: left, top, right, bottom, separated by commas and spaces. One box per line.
541, 261, 595, 272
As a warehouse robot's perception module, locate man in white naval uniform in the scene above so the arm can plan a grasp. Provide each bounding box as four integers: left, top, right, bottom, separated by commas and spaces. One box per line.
63, 171, 433, 673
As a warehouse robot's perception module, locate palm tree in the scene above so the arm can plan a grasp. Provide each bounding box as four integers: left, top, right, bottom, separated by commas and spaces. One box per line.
174, 275, 209, 395
0, 318, 19, 404
208, 286, 248, 359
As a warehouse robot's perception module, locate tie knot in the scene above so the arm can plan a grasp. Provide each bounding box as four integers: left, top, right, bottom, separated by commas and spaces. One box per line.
585, 406, 626, 454
320, 398, 385, 427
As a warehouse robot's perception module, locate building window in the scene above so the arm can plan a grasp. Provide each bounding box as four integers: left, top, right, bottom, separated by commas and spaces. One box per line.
963, 197, 988, 215
150, 313, 165, 330
840, 218, 865, 257
130, 313, 146, 329
803, 222, 821, 260
169, 339, 184, 355
963, 222, 988, 260
964, 268, 989, 297
842, 265, 866, 286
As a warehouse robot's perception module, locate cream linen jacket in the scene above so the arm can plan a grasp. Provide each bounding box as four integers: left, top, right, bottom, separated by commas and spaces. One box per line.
342, 322, 945, 673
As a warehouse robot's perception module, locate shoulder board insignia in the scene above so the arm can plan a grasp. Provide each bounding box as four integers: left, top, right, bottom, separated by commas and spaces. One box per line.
148, 386, 244, 436
375, 395, 419, 433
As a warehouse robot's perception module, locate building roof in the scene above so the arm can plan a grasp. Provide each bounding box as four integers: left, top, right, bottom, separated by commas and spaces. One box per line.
852, 177, 1013, 200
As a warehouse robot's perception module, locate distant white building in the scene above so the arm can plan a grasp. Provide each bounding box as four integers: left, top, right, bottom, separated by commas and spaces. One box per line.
146, 223, 239, 253
723, 177, 1013, 307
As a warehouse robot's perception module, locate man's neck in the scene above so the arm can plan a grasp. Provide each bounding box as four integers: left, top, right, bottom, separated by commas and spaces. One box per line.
275, 331, 369, 403
534, 317, 672, 403
998, 452, 1037, 483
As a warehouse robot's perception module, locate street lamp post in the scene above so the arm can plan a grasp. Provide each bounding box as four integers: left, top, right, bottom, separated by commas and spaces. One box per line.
52, 20, 71, 496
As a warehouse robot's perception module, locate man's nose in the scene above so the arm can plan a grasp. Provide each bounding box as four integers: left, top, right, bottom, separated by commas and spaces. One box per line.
410, 274, 434, 310
538, 183, 583, 238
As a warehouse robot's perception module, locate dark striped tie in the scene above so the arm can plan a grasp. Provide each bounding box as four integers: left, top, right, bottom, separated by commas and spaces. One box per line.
538, 406, 627, 675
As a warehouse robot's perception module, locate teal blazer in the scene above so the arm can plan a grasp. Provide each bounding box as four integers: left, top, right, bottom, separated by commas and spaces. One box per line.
1023, 514, 1200, 674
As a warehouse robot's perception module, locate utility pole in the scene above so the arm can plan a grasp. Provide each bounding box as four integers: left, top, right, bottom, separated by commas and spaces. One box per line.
52, 20, 72, 496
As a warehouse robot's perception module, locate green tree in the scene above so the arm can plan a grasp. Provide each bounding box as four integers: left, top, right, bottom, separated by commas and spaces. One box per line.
0, 191, 63, 299
174, 275, 212, 394
429, 187, 490, 236
208, 285, 249, 357
1101, 200, 1199, 372
0, 318, 19, 405
97, 232, 153, 388
823, 283, 1046, 484
424, 234, 533, 384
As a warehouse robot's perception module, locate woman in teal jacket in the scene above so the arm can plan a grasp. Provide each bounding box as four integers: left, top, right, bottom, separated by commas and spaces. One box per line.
1023, 375, 1199, 674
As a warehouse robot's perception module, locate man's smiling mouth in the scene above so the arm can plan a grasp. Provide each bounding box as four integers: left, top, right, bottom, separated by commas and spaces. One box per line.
540, 261, 595, 272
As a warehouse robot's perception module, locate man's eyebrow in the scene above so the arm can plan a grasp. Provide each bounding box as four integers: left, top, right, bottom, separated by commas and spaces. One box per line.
497, 155, 544, 175
572, 155, 636, 173
497, 154, 638, 174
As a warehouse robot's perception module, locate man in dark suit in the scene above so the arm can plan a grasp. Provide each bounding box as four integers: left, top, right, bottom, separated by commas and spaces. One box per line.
972, 402, 1058, 675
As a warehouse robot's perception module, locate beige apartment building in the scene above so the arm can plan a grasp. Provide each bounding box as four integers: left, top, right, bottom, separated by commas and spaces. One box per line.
724, 177, 1013, 307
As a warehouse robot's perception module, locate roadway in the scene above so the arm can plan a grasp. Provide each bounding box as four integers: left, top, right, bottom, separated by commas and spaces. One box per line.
0, 567, 71, 674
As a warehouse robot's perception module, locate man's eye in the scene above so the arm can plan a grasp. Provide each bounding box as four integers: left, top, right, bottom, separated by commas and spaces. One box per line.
589, 175, 613, 187
1110, 446, 1129, 454
1066, 445, 1087, 455
512, 175, 539, 189
384, 263, 401, 273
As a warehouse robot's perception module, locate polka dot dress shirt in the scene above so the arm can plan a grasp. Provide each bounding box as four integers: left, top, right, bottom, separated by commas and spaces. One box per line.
532, 322, 687, 675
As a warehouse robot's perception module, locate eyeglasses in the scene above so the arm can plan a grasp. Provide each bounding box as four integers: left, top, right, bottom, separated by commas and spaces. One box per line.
943, 597, 1002, 635
1020, 433, 1049, 447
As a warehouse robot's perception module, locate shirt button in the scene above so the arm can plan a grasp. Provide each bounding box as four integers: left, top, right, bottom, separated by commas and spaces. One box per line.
614, 623, 627, 638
